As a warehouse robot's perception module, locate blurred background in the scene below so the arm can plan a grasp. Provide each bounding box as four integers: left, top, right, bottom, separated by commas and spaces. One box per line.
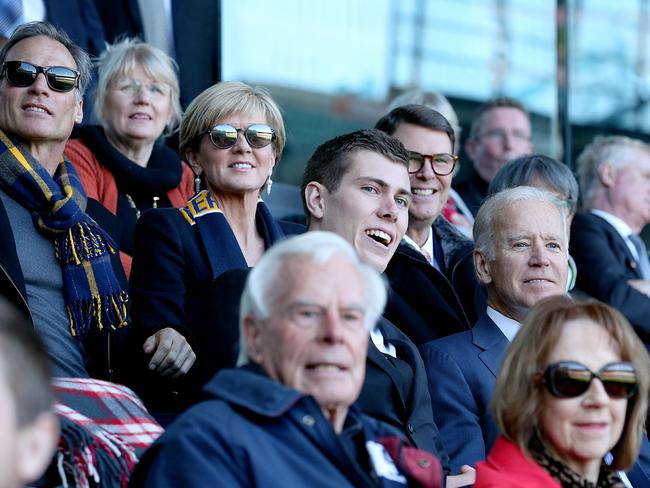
221, 1, 650, 187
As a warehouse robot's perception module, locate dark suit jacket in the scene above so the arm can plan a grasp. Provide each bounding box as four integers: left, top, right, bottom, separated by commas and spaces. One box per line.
129, 205, 284, 411
45, 0, 107, 56
384, 217, 476, 345
94, 0, 221, 107
419, 313, 505, 472
570, 212, 650, 342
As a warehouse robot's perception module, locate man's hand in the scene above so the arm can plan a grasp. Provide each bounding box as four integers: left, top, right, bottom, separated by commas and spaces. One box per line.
446, 465, 476, 488
143, 327, 196, 378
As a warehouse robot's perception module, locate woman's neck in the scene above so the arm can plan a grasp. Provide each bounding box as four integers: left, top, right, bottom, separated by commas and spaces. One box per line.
210, 188, 265, 266
105, 129, 155, 168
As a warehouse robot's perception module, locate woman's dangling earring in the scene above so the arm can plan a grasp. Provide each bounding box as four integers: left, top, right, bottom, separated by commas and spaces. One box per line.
194, 175, 201, 194
265, 177, 273, 196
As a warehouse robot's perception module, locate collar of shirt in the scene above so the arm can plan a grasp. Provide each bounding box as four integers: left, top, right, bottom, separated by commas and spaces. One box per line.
590, 209, 639, 260
370, 327, 396, 357
402, 230, 437, 269
486, 306, 521, 342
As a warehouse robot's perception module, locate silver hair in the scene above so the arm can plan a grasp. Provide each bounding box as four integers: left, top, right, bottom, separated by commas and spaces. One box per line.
577, 135, 650, 210
474, 186, 569, 262
488, 154, 579, 216
237, 231, 387, 365
92, 37, 182, 136
0, 21, 92, 99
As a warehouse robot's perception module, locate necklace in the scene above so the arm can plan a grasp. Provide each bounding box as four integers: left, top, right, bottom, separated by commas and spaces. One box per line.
125, 194, 160, 219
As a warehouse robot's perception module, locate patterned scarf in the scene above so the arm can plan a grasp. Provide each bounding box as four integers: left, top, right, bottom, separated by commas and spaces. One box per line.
530, 434, 626, 488
0, 129, 129, 338
179, 190, 285, 280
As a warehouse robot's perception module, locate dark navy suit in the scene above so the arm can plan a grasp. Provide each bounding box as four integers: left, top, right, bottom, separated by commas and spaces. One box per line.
419, 313, 505, 472
571, 212, 650, 343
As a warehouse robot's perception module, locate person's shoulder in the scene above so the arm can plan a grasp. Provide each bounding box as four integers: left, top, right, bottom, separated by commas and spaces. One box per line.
421, 328, 473, 354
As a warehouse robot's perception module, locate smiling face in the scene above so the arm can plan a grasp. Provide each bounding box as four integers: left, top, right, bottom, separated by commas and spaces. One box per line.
540, 318, 628, 480
245, 254, 369, 430
102, 65, 171, 148
466, 107, 532, 183
0, 36, 83, 150
305, 150, 411, 273
475, 199, 568, 321
391, 122, 453, 229
186, 111, 276, 197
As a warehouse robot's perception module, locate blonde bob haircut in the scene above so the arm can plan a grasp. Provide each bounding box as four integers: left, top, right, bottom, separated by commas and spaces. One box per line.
93, 37, 182, 136
179, 81, 285, 162
492, 295, 650, 471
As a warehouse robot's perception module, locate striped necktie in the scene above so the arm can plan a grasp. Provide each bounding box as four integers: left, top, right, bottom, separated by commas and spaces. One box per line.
629, 233, 650, 280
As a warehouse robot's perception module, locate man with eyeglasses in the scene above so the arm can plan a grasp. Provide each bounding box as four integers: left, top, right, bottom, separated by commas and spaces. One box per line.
0, 22, 130, 381
453, 97, 533, 216
375, 104, 477, 345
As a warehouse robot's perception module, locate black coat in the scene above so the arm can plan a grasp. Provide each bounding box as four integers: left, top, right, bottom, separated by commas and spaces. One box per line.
570, 212, 650, 342
384, 217, 478, 346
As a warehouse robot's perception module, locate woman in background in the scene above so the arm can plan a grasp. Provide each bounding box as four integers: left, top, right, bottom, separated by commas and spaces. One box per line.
65, 38, 193, 277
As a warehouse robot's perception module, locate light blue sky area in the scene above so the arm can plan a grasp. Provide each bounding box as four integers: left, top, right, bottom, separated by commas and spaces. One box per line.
222, 0, 650, 131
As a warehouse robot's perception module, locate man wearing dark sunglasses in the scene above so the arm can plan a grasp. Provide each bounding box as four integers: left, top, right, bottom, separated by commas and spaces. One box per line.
375, 104, 478, 347
419, 187, 569, 474
0, 22, 130, 383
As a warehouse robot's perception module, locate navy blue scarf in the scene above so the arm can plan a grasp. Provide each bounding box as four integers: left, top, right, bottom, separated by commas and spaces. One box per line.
0, 129, 129, 338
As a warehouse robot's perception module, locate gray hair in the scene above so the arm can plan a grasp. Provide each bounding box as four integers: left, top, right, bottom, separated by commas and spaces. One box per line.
93, 37, 182, 136
474, 186, 569, 261
577, 135, 650, 210
0, 21, 92, 99
488, 154, 579, 216
238, 231, 387, 365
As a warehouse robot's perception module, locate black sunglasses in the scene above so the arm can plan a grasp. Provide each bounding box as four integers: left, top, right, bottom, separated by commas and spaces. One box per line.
408, 151, 458, 176
206, 123, 276, 149
1, 61, 79, 93
542, 361, 638, 399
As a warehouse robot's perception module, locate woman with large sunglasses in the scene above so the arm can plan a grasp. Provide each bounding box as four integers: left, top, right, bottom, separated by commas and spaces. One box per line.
64, 38, 194, 278
128, 81, 287, 421
475, 295, 650, 487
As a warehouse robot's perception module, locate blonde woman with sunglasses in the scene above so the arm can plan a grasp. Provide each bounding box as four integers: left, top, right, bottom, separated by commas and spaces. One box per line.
128, 81, 288, 423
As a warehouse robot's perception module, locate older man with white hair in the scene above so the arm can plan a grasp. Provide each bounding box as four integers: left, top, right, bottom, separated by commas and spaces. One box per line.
420, 186, 569, 472
571, 135, 650, 347
130, 231, 442, 487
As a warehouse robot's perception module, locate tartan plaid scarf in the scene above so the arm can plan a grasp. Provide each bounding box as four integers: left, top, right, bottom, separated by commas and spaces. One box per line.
0, 129, 129, 338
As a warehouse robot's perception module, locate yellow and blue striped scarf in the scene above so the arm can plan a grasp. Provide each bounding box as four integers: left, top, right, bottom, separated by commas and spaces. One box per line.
0, 129, 128, 338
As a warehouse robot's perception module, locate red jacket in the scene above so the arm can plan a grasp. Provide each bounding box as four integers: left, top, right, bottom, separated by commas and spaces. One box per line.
475, 437, 561, 488
65, 138, 195, 277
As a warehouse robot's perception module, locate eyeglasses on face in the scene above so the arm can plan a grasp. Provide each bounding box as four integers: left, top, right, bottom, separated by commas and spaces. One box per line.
113, 79, 170, 98
408, 151, 458, 176
541, 361, 638, 399
479, 128, 531, 143
1, 61, 79, 93
206, 123, 276, 149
